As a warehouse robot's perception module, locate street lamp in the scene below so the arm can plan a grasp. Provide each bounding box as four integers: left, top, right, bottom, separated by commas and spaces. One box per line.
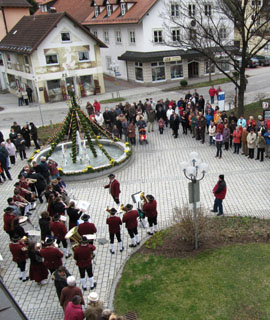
180, 152, 208, 249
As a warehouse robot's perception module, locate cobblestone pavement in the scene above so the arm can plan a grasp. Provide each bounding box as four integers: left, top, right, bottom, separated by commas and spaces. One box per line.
0, 126, 269, 319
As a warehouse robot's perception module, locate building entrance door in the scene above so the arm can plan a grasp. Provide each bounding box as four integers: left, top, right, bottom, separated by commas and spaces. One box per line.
188, 61, 199, 78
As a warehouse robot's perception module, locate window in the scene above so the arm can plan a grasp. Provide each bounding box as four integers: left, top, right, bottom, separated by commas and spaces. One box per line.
121, 3, 126, 16
189, 29, 197, 40
263, 43, 270, 51
129, 31, 136, 44
135, 62, 143, 81
153, 30, 163, 43
94, 6, 99, 17
78, 51, 90, 61
0, 53, 3, 66
219, 60, 230, 72
251, 0, 262, 6
46, 54, 58, 65
170, 61, 183, 79
204, 4, 211, 16
93, 30, 98, 38
219, 27, 227, 39
106, 56, 112, 70
61, 32, 70, 42
171, 3, 179, 17
172, 29, 180, 42
115, 30, 122, 44
104, 30, 109, 43
23, 55, 29, 65
107, 4, 112, 16
188, 4, 195, 17
41, 5, 47, 12
7, 54, 11, 62
152, 62, 165, 81
204, 61, 215, 74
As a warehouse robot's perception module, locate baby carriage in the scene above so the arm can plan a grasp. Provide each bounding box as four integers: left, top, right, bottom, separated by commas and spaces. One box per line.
138, 128, 148, 144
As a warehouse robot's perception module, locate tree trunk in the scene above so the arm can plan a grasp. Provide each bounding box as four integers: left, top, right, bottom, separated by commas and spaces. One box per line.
237, 69, 247, 117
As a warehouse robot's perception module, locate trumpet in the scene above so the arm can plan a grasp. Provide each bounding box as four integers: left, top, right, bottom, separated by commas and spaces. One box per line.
117, 204, 126, 215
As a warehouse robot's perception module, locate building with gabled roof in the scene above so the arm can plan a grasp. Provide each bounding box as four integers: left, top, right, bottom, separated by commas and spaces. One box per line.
0, 12, 107, 102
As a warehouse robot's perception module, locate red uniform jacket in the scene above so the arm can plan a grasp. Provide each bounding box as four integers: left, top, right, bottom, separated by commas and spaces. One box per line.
9, 242, 27, 263
122, 210, 138, 230
106, 216, 122, 233
213, 181, 227, 200
50, 221, 67, 241
78, 222, 97, 236
73, 244, 96, 268
104, 179, 120, 198
3, 213, 16, 232
40, 246, 63, 270
143, 200, 158, 218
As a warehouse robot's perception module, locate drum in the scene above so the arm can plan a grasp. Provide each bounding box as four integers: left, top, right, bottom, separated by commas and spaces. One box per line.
19, 216, 28, 225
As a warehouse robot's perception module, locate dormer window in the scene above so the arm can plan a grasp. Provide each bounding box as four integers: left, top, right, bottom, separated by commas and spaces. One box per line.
107, 4, 112, 16
94, 5, 99, 18
41, 4, 47, 12
61, 32, 70, 42
120, 2, 126, 16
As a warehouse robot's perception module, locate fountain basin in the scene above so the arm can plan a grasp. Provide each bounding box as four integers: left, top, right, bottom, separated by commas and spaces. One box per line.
31, 139, 132, 182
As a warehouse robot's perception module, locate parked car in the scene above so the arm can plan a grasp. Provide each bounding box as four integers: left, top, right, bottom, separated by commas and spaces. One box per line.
246, 57, 259, 68
254, 55, 270, 66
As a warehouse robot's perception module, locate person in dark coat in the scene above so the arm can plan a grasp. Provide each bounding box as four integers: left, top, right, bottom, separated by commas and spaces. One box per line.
104, 174, 121, 205
171, 113, 180, 138
67, 201, 83, 230
122, 204, 140, 248
28, 242, 48, 285
26, 168, 46, 203
52, 266, 71, 301
26, 86, 33, 103
106, 207, 124, 254
39, 211, 51, 241
15, 133, 27, 160
29, 122, 40, 149
9, 128, 17, 146
211, 174, 227, 216
21, 124, 31, 148
37, 156, 50, 185
0, 130, 4, 143
0, 151, 12, 180
11, 122, 21, 134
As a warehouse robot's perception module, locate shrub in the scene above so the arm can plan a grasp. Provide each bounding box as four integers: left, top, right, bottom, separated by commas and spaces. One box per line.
180, 79, 188, 87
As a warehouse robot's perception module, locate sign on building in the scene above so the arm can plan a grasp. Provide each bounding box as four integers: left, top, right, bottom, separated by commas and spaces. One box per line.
163, 56, 182, 63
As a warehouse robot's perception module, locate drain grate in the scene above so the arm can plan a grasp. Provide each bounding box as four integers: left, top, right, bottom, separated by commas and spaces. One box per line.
125, 311, 138, 320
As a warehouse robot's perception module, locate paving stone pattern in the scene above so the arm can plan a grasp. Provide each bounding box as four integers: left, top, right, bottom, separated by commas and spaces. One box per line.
0, 127, 269, 319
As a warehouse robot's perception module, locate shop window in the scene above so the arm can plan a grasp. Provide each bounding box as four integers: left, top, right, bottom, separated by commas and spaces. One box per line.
46, 54, 58, 65
47, 79, 62, 101
61, 32, 70, 42
135, 62, 143, 81
153, 30, 163, 44
152, 62, 165, 82
7, 73, 16, 89
78, 51, 90, 61
204, 61, 215, 74
219, 60, 230, 72
170, 61, 183, 79
80, 75, 93, 96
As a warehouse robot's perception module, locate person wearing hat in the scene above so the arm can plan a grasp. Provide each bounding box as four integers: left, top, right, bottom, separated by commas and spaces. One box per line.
84, 292, 104, 320
122, 204, 140, 248
247, 127, 257, 159
50, 215, 71, 259
143, 195, 158, 235
106, 208, 124, 254
73, 236, 96, 291
211, 175, 227, 216
60, 276, 85, 311
78, 214, 97, 241
26, 168, 46, 203
40, 238, 63, 274
3, 207, 16, 238
15, 133, 26, 160
104, 174, 121, 206
9, 234, 28, 282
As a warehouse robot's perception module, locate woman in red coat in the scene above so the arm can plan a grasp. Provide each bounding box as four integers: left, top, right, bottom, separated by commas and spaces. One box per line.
232, 126, 242, 154
28, 242, 48, 285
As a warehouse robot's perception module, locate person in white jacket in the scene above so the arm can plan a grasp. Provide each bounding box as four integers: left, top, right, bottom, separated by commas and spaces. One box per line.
95, 111, 104, 126
5, 139, 17, 165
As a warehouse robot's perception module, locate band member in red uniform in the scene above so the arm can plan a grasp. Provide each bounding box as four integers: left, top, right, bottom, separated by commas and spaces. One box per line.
40, 238, 63, 274
9, 234, 28, 282
122, 204, 140, 248
78, 214, 97, 240
73, 236, 96, 291
143, 194, 158, 235
104, 174, 121, 205
3, 207, 16, 238
106, 208, 124, 254
50, 214, 71, 259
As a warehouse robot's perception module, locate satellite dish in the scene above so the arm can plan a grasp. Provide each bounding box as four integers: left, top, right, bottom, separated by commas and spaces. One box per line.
190, 20, 196, 27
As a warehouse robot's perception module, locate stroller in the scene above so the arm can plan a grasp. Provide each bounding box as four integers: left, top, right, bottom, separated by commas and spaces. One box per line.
138, 128, 148, 144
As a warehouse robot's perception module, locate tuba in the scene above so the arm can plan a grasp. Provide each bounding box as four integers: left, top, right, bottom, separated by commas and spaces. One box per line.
65, 226, 82, 250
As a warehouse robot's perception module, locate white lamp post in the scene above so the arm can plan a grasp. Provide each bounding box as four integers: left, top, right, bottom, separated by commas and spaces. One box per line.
180, 152, 208, 249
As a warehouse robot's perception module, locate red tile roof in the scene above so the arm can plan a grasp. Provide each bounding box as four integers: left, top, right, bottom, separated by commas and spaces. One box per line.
84, 0, 158, 25
0, 12, 107, 54
0, 0, 31, 8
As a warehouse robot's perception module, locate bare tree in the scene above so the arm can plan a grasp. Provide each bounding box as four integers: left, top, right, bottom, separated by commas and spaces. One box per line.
162, 0, 270, 116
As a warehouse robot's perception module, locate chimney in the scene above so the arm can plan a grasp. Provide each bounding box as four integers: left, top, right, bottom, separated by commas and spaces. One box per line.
49, 7, 57, 13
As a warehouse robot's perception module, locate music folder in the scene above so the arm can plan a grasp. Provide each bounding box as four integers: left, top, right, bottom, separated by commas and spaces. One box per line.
131, 191, 142, 204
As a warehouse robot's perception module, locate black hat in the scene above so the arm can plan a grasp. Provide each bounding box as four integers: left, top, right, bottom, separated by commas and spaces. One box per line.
81, 236, 88, 244
110, 208, 117, 215
81, 214, 90, 221
219, 175, 224, 180
125, 204, 133, 211
44, 238, 54, 246
53, 214, 60, 221
250, 127, 254, 131
11, 234, 21, 242
4, 207, 14, 213
108, 174, 115, 178
146, 195, 154, 202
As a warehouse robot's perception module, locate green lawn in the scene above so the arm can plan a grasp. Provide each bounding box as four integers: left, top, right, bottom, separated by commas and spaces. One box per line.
115, 243, 270, 320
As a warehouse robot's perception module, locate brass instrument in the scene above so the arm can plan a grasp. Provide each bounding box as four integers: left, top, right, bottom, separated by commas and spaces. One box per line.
117, 204, 126, 215
140, 192, 148, 206
65, 226, 82, 250
26, 178, 37, 184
